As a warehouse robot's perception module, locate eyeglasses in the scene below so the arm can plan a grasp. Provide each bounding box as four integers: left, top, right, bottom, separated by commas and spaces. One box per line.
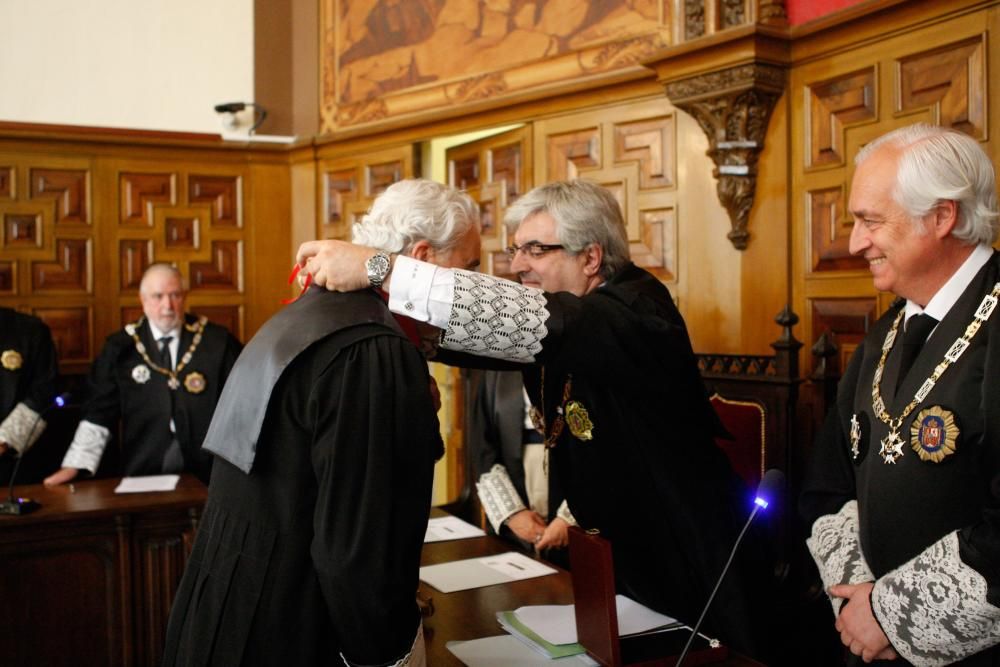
504, 242, 565, 259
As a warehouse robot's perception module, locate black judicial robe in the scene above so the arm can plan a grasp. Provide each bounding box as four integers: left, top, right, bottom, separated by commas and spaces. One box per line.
441, 263, 769, 657
535, 264, 767, 655
0, 308, 57, 481
82, 315, 240, 482
162, 288, 442, 667
802, 252, 1000, 665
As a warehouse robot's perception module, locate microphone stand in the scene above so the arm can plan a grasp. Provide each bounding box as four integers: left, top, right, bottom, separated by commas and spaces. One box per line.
0, 394, 68, 515
673, 500, 765, 666
674, 468, 784, 667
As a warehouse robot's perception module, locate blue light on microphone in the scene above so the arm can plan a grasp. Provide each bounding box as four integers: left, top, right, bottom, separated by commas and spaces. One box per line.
753, 496, 769, 509
54, 395, 66, 408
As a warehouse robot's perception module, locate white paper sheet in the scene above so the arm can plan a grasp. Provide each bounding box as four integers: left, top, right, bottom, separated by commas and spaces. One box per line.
512, 595, 679, 646
424, 515, 486, 542
114, 475, 180, 493
447, 635, 599, 666
419, 551, 556, 592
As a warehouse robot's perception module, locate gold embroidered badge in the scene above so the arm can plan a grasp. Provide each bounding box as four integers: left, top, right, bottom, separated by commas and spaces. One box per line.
1, 349, 23, 371
910, 406, 958, 463
183, 371, 207, 394
565, 400, 594, 441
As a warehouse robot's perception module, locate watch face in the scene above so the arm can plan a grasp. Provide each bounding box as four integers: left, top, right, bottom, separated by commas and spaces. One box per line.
367, 253, 390, 285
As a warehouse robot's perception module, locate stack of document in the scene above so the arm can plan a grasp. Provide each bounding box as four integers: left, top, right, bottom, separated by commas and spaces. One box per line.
496, 595, 681, 659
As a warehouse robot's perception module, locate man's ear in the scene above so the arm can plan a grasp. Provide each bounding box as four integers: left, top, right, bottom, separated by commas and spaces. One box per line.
582, 243, 603, 278
932, 200, 959, 239
410, 240, 433, 262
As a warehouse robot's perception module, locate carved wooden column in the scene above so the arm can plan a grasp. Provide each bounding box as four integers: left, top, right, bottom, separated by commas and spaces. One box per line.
665, 63, 784, 250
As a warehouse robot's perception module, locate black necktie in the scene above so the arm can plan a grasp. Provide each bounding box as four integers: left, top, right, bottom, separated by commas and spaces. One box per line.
158, 335, 173, 370
896, 313, 938, 392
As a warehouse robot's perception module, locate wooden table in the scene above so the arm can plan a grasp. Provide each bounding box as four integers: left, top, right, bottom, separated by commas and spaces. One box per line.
0, 475, 207, 667
420, 512, 764, 666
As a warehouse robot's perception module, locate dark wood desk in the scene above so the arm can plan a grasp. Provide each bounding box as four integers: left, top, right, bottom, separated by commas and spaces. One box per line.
420, 513, 763, 666
0, 476, 207, 667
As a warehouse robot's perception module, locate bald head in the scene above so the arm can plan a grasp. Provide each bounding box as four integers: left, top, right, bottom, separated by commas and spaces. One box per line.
140, 264, 185, 332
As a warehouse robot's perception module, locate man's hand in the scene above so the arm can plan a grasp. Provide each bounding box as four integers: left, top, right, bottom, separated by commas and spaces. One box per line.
536, 517, 570, 551
505, 509, 548, 545
44, 467, 79, 487
831, 582, 898, 662
0, 442, 8, 456
295, 240, 379, 292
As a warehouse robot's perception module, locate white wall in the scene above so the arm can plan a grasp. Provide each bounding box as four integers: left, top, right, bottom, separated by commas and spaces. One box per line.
0, 0, 254, 134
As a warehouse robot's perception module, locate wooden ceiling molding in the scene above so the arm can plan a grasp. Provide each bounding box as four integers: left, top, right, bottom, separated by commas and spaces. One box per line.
646, 26, 790, 250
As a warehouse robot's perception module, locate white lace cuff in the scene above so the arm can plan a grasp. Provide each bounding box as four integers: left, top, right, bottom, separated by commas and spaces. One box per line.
341, 622, 425, 667
442, 270, 548, 362
556, 499, 578, 527
872, 531, 1000, 666
806, 500, 875, 615
61, 420, 111, 475
0, 402, 46, 454
476, 464, 528, 533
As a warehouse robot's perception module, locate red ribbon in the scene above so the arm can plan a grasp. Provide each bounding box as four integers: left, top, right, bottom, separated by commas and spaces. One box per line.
282, 264, 312, 304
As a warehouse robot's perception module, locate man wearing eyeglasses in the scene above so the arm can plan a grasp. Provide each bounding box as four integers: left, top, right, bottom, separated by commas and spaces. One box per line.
297, 179, 768, 659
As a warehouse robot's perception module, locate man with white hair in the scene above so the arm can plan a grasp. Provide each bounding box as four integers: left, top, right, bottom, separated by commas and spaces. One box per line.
45, 263, 241, 485
801, 123, 1000, 665
163, 179, 480, 667
296, 179, 768, 658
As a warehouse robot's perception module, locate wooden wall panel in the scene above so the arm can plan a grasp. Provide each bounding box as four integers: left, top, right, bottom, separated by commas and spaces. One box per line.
535, 98, 680, 286
0, 131, 292, 375
315, 144, 417, 240
791, 5, 1000, 373
446, 126, 533, 279
531, 96, 753, 353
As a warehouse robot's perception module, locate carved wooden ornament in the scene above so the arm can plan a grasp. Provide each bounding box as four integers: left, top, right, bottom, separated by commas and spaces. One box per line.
665, 63, 785, 250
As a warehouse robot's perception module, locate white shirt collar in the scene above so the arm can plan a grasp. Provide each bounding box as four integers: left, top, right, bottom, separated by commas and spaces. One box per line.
905, 244, 994, 324
147, 320, 181, 343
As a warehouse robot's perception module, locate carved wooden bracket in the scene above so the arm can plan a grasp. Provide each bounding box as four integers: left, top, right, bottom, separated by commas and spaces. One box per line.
664, 62, 785, 250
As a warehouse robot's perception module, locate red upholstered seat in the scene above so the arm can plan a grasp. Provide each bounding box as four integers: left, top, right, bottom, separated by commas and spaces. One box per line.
710, 393, 765, 490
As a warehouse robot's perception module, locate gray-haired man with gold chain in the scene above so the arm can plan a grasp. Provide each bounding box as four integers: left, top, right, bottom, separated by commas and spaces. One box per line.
801, 124, 1000, 665
45, 263, 241, 486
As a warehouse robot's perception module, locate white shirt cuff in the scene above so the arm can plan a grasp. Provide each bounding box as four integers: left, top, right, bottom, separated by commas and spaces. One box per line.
476, 464, 528, 533
387, 255, 454, 328
61, 420, 111, 475
0, 402, 46, 454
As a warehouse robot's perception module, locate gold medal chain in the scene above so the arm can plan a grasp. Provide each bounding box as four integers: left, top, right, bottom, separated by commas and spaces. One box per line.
128, 316, 207, 389
870, 283, 1000, 462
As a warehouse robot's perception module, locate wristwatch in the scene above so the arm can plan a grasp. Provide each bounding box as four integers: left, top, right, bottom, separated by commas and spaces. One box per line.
365, 251, 392, 290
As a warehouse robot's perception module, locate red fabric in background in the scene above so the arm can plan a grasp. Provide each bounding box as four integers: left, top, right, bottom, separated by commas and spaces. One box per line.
786, 0, 867, 25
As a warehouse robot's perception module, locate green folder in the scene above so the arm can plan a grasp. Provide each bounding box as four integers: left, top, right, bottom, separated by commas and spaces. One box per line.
496, 610, 586, 658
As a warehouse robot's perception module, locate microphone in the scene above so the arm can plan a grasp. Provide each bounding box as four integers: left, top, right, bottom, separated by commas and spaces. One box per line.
0, 393, 70, 515
674, 468, 785, 666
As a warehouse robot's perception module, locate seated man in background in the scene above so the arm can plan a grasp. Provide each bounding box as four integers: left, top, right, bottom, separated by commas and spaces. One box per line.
45, 263, 241, 486
297, 179, 771, 659
470, 368, 575, 563
163, 179, 481, 667
0, 307, 58, 482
